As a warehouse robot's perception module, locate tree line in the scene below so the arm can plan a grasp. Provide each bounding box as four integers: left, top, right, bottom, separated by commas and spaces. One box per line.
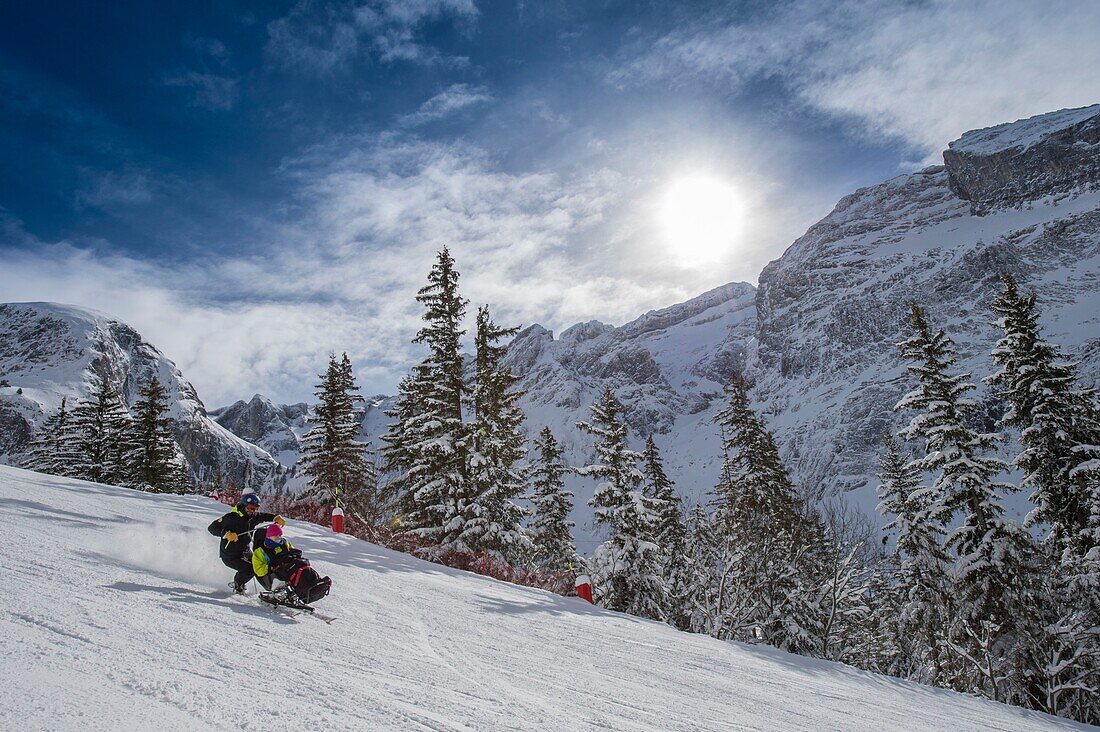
25, 375, 192, 493
344, 252, 1098, 724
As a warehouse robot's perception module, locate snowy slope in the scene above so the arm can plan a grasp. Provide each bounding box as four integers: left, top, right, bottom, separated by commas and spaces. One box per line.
948, 105, 1100, 156
0, 464, 1087, 732
0, 302, 279, 490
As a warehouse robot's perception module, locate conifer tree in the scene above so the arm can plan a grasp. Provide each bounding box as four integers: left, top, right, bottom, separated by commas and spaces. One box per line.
382, 248, 470, 547
25, 397, 80, 477
299, 353, 374, 511
463, 305, 529, 560
641, 435, 685, 551
711, 373, 822, 653
382, 365, 430, 518
71, 375, 136, 486
876, 432, 952, 683
528, 426, 577, 571
897, 303, 1038, 698
169, 455, 195, 494
988, 273, 1100, 560
577, 388, 663, 619
987, 274, 1100, 719
641, 435, 688, 625
131, 377, 180, 493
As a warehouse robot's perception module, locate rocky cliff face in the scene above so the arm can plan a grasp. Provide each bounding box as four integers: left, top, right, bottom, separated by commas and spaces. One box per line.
753, 105, 1100, 518
943, 105, 1100, 214
0, 302, 280, 490
500, 105, 1100, 535
209, 395, 308, 465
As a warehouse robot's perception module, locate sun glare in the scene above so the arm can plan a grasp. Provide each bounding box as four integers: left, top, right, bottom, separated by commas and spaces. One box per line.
659, 173, 745, 267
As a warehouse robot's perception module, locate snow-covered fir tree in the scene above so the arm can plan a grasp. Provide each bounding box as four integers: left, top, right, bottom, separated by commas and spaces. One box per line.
527, 426, 577, 571
987, 275, 1100, 720
876, 432, 952, 683
71, 375, 136, 486
577, 388, 663, 619
463, 305, 529, 560
641, 434, 688, 626
382, 248, 471, 547
24, 396, 79, 477
897, 303, 1039, 700
131, 377, 183, 493
641, 435, 685, 553
988, 273, 1100, 561
299, 353, 375, 513
710, 373, 823, 653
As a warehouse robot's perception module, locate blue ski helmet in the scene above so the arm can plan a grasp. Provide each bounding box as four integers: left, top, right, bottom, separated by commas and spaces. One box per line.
241, 493, 261, 508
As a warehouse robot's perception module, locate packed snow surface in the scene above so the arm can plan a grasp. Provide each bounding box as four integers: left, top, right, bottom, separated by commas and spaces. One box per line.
0, 465, 1088, 731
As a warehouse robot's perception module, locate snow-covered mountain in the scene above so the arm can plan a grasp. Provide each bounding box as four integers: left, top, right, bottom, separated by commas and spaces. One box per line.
208, 105, 1100, 547
753, 104, 1100, 520
7, 105, 1098, 549
502, 282, 759, 544
1, 463, 1084, 731
0, 302, 279, 490
208, 394, 310, 468
209, 392, 394, 472
213, 282, 757, 548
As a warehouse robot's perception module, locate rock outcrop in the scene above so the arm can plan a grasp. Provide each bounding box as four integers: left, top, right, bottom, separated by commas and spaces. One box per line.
943, 105, 1100, 214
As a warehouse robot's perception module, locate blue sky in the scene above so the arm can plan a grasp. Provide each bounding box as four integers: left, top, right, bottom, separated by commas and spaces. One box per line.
2, 0, 1098, 405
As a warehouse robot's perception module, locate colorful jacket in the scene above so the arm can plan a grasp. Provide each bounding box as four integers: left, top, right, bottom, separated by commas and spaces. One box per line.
252, 539, 296, 578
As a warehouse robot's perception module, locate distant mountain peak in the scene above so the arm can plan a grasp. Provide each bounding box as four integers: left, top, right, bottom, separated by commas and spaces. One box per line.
0, 301, 278, 489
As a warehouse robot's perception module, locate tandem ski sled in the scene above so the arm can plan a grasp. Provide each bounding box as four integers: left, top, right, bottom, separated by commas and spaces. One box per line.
248, 526, 336, 623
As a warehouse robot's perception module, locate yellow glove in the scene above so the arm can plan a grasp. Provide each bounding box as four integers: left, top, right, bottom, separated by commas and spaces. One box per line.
223, 531, 239, 542
273, 516, 286, 526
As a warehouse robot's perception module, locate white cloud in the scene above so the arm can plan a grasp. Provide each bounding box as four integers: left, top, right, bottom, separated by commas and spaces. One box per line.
397, 83, 492, 126
0, 239, 371, 407
2, 104, 821, 407
1, 131, 737, 405
611, 0, 1100, 158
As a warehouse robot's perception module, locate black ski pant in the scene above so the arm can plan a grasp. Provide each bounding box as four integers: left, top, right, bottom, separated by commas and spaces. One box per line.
221, 551, 254, 588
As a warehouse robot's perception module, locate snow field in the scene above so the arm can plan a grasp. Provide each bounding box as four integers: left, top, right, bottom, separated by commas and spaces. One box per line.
0, 465, 1090, 731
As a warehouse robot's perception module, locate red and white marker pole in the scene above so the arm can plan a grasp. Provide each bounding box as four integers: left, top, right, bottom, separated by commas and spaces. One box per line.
575, 574, 593, 604
331, 506, 344, 534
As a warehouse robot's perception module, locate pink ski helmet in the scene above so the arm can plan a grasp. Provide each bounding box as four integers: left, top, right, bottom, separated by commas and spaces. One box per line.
266, 523, 284, 540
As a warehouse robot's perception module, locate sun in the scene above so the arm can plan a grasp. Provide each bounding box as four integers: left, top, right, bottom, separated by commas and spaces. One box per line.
658, 173, 745, 267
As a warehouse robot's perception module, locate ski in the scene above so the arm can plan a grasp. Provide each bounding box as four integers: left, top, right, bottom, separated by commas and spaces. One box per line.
258, 590, 337, 624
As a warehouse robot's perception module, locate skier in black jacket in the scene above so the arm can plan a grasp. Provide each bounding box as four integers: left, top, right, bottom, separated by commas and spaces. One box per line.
207, 493, 285, 593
